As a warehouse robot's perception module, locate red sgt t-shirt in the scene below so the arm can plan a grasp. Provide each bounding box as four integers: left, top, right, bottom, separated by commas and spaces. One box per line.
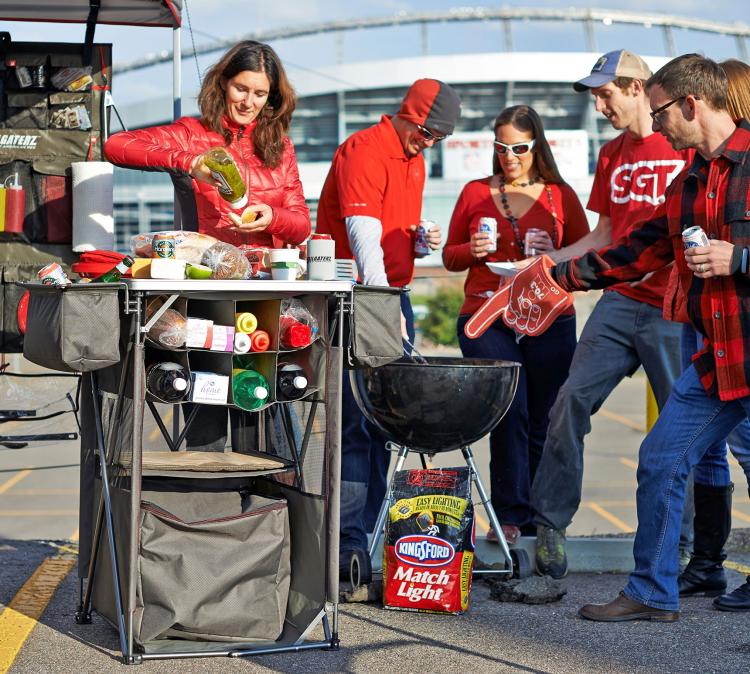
587, 131, 691, 307
316, 115, 425, 287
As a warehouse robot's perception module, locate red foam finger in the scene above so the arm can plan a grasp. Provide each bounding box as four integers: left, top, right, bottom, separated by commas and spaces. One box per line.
463, 282, 512, 339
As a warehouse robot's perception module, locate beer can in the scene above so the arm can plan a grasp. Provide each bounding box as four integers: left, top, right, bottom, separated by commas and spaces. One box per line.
414, 220, 433, 256
38, 262, 71, 286
682, 226, 710, 249
524, 230, 536, 256
478, 217, 497, 253
152, 233, 176, 259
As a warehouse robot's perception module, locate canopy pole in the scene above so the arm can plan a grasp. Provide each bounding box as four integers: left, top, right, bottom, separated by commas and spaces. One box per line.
172, 26, 181, 120
173, 25, 182, 227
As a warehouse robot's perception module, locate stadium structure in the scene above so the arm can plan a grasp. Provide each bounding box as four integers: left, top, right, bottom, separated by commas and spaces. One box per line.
109, 7, 750, 261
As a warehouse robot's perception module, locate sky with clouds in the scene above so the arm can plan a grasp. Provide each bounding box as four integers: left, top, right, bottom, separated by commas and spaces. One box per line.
3, 0, 749, 105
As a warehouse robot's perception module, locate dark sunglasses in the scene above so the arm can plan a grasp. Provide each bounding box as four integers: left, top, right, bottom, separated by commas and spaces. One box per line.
416, 124, 447, 143
650, 96, 686, 122
493, 139, 536, 156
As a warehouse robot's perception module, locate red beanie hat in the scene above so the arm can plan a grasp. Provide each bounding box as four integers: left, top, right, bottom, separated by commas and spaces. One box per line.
397, 79, 461, 136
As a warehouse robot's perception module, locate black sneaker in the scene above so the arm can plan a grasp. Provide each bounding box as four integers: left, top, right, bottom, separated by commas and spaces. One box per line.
535, 525, 568, 579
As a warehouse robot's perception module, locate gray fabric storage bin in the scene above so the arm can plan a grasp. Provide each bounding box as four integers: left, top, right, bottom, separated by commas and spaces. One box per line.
23, 282, 121, 372
346, 285, 403, 368
135, 489, 291, 643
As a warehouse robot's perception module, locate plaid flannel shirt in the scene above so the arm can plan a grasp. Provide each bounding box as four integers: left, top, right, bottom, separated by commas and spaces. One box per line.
553, 120, 750, 401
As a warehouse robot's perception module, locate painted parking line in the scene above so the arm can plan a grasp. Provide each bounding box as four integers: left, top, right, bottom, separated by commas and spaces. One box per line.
597, 409, 646, 433
0, 469, 32, 495
0, 553, 76, 674
725, 560, 750, 575
619, 457, 638, 470
583, 502, 633, 533
147, 407, 173, 442
731, 508, 750, 525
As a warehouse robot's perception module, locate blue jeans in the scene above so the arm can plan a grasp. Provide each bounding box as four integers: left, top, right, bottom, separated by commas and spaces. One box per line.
457, 312, 577, 531
531, 291, 683, 530
624, 364, 749, 610
682, 324, 750, 486
339, 292, 414, 561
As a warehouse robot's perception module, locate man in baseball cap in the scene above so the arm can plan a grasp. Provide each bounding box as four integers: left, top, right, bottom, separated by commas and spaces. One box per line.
529, 49, 690, 582
316, 80, 461, 579
573, 49, 652, 92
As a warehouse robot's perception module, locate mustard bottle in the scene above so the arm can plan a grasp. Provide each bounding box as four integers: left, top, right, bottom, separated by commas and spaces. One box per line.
202, 147, 248, 209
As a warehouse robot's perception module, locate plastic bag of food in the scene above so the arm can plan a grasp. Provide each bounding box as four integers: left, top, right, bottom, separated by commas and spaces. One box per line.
279, 298, 319, 349
131, 231, 218, 264
201, 241, 250, 280
145, 299, 186, 350
51, 66, 93, 92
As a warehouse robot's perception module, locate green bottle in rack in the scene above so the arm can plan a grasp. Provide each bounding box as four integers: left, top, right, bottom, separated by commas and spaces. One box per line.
232, 368, 270, 410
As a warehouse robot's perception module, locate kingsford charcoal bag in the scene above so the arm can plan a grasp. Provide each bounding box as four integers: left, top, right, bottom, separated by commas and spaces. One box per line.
383, 467, 475, 614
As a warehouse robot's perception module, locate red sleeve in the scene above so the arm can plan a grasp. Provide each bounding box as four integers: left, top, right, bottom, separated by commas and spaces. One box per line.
335, 140, 387, 220
266, 138, 312, 245
104, 117, 198, 174
442, 182, 478, 272
586, 148, 611, 217
559, 182, 590, 246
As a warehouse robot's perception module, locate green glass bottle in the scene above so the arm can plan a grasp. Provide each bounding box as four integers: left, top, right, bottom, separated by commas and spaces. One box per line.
202, 147, 248, 209
232, 368, 270, 411
91, 256, 134, 283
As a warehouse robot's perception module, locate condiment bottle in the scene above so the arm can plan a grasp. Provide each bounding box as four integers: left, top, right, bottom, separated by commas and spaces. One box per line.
202, 147, 248, 209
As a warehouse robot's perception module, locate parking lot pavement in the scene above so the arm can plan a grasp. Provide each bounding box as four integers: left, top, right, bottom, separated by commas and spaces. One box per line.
2, 542, 750, 674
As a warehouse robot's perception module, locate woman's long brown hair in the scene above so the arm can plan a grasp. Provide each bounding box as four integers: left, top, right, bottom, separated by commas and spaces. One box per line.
491, 105, 563, 183
721, 59, 750, 120
198, 40, 296, 168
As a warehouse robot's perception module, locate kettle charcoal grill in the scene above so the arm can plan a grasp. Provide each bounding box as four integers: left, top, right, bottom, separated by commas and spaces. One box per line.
350, 356, 529, 584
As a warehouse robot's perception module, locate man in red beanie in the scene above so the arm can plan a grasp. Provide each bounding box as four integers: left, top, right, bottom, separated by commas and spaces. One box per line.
317, 79, 461, 579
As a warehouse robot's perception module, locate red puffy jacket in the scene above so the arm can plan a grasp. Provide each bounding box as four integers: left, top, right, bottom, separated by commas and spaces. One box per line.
104, 115, 311, 247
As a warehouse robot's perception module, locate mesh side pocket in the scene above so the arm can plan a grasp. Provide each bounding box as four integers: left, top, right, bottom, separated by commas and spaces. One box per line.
23, 283, 121, 372
347, 285, 403, 368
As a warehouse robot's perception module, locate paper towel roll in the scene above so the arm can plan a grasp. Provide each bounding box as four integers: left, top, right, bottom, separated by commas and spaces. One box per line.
72, 161, 114, 252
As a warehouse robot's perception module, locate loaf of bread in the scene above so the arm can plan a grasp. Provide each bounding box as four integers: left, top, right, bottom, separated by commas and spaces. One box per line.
201, 241, 250, 280
145, 299, 187, 349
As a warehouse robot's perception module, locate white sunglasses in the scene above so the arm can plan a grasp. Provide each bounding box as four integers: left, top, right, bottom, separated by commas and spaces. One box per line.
493, 139, 537, 156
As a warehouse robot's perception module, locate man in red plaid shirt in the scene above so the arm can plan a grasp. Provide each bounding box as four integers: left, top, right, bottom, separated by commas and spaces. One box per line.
551, 54, 750, 622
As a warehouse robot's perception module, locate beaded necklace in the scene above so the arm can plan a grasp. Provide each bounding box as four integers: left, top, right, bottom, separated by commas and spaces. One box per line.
498, 175, 559, 253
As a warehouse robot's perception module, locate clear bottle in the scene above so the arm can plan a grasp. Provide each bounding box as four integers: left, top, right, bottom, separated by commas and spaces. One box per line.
146, 362, 190, 403
202, 147, 248, 209
276, 362, 308, 401
91, 256, 134, 283
232, 368, 270, 411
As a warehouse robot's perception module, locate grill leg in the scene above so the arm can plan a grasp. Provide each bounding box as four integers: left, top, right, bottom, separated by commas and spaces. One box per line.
368, 443, 410, 559
461, 445, 514, 571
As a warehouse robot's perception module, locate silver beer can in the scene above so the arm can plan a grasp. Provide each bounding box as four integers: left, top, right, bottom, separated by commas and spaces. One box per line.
682, 226, 710, 249
478, 217, 498, 253
414, 220, 433, 256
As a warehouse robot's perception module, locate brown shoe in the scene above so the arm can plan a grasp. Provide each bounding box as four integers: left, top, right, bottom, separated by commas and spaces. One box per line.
578, 592, 679, 622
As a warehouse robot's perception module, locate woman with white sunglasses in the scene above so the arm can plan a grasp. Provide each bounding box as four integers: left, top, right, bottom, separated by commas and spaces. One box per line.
443, 104, 589, 546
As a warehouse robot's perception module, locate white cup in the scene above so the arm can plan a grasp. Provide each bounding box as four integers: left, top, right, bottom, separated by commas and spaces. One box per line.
307, 237, 336, 280
270, 248, 301, 281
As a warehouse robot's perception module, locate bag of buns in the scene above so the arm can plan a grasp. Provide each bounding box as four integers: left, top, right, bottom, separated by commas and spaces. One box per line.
201, 241, 250, 280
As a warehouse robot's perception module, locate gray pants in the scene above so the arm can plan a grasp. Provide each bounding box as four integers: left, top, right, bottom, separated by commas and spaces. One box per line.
531, 291, 683, 530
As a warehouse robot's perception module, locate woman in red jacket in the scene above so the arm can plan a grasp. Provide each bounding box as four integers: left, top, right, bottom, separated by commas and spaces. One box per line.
105, 41, 311, 451
105, 40, 310, 247
442, 105, 589, 544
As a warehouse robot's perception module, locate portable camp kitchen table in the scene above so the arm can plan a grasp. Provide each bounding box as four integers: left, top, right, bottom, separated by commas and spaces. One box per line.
75, 278, 356, 664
